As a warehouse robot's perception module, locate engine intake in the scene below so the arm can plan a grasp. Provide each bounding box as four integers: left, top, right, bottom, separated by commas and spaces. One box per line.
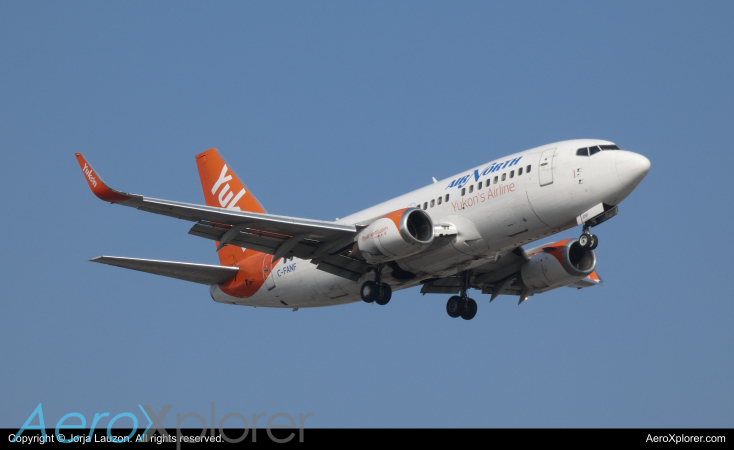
520, 239, 596, 291
355, 208, 434, 263
565, 240, 596, 276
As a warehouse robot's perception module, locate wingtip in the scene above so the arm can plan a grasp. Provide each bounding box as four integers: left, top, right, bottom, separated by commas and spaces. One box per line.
76, 154, 133, 204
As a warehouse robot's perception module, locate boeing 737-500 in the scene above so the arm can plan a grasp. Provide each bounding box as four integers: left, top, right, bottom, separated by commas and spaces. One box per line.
76, 140, 650, 320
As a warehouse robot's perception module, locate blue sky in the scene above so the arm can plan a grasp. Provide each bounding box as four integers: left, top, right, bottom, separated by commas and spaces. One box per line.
1, 1, 732, 428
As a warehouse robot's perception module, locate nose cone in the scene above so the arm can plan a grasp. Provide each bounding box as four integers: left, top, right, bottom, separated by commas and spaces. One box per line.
615, 151, 651, 192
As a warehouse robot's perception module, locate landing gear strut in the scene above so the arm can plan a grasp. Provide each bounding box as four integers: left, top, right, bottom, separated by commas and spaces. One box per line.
361, 264, 392, 305
578, 224, 599, 250
445, 270, 477, 320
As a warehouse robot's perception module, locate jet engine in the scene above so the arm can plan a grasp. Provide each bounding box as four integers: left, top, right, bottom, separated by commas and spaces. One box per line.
354, 208, 434, 263
520, 238, 596, 291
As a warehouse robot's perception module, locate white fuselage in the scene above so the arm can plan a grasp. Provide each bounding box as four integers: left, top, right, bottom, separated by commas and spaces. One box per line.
210, 139, 650, 308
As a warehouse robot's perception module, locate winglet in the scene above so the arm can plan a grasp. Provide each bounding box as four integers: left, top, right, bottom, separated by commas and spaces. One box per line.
75, 153, 134, 203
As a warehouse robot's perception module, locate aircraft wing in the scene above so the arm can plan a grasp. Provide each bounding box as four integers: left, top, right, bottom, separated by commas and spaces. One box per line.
76, 154, 360, 261
91, 257, 240, 285
420, 247, 529, 297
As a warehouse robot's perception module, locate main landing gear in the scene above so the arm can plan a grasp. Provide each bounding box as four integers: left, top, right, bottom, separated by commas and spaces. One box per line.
445, 270, 477, 320
361, 265, 392, 305
578, 225, 599, 250
446, 296, 477, 320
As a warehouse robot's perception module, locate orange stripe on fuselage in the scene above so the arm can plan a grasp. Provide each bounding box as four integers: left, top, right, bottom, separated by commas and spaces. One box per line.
219, 253, 279, 298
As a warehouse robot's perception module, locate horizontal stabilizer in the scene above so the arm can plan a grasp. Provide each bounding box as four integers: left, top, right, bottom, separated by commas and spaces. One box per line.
90, 256, 239, 285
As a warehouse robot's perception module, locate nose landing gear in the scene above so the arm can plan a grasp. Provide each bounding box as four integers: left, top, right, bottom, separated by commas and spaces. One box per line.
578, 225, 599, 250
361, 264, 393, 305
445, 271, 477, 320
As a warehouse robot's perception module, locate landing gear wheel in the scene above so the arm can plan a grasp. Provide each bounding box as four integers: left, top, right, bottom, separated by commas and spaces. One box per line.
375, 283, 392, 305
361, 281, 378, 303
578, 233, 590, 248
446, 296, 463, 318
461, 298, 477, 320
588, 234, 599, 250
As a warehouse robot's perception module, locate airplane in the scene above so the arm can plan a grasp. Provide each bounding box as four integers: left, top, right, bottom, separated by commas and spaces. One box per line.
75, 139, 650, 320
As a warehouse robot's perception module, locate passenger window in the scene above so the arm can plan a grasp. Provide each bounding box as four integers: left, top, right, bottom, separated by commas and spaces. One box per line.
527, 165, 531, 173
518, 167, 523, 175
437, 197, 442, 205
478, 181, 483, 189
501, 173, 506, 181
589, 145, 601, 155
510, 170, 514, 178
461, 188, 465, 196
445, 194, 449, 202
494, 176, 498, 184
423, 202, 428, 210
430, 199, 435, 208
469, 185, 474, 193
576, 147, 589, 156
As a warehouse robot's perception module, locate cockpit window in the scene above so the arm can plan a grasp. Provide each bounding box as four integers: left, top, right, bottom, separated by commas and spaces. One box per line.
589, 145, 601, 155
600, 144, 620, 150
576, 147, 589, 156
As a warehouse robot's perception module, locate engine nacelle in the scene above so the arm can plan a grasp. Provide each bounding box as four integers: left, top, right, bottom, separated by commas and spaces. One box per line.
520, 239, 596, 292
355, 208, 434, 264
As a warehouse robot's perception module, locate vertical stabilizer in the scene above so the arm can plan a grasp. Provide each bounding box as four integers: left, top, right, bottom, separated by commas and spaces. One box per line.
196, 149, 267, 265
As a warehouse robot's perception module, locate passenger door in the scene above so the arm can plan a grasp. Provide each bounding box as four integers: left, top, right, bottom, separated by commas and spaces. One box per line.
538, 148, 556, 186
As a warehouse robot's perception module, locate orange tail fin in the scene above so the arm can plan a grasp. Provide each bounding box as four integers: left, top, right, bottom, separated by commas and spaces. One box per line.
196, 149, 266, 265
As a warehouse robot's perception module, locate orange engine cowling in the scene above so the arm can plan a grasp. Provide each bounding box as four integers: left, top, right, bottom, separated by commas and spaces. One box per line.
520, 239, 596, 291
354, 208, 434, 264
